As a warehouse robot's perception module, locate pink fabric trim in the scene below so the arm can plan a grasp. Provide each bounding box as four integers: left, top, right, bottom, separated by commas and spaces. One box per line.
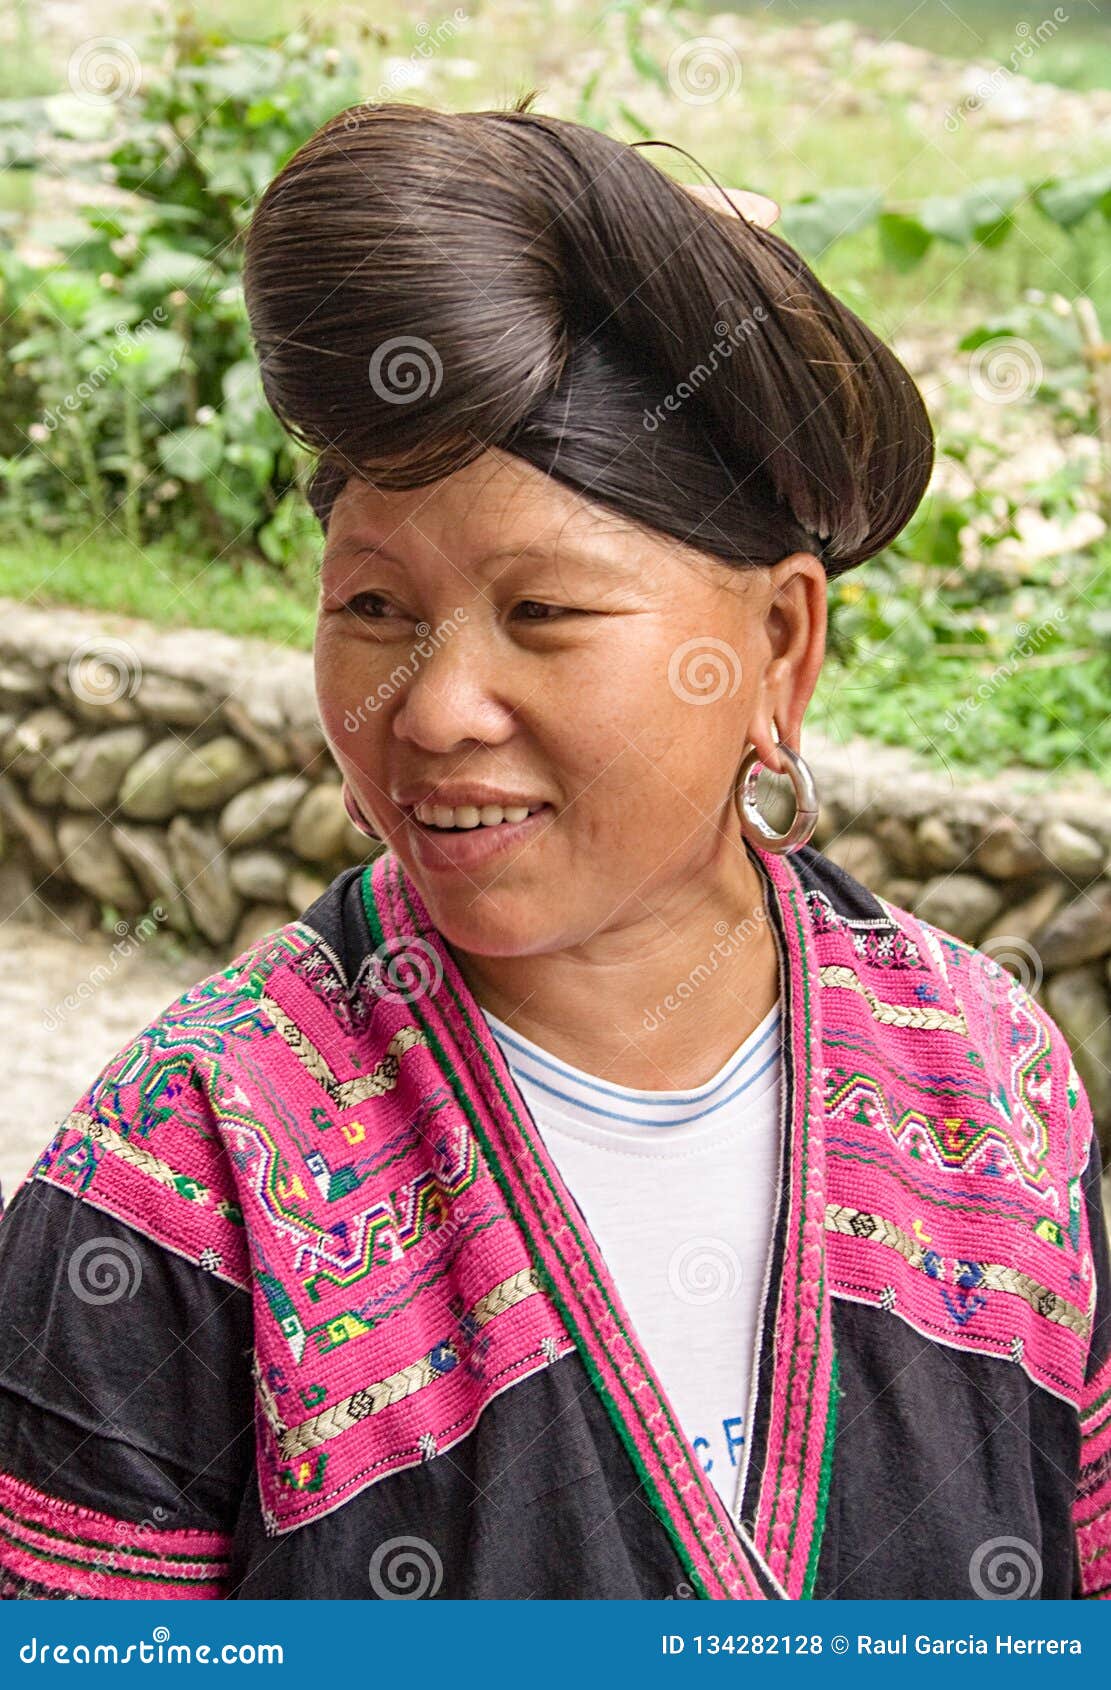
0, 1468, 230, 1599
1076, 1348, 1111, 1598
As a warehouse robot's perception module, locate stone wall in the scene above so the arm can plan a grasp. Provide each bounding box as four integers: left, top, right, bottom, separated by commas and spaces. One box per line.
2, 597, 1109, 1164
0, 600, 382, 959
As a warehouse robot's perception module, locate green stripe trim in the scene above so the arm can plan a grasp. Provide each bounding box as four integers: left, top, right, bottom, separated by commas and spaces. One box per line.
385, 862, 759, 1593
802, 1343, 840, 1599
0, 1500, 226, 1565
0, 1524, 226, 1587
769, 876, 824, 1576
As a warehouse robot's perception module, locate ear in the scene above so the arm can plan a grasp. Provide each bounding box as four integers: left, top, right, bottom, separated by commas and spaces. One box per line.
683, 182, 780, 228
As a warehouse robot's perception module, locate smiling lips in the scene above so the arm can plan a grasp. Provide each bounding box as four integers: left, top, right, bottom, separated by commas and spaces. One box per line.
405, 802, 552, 871
413, 800, 547, 831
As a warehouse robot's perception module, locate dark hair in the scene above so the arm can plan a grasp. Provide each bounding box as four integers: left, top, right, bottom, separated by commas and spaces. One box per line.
242, 94, 934, 581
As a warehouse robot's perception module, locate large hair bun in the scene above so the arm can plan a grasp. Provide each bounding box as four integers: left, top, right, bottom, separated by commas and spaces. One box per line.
243, 96, 934, 576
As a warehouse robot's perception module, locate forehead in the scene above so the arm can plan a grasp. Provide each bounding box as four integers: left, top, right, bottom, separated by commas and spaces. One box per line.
323, 459, 661, 584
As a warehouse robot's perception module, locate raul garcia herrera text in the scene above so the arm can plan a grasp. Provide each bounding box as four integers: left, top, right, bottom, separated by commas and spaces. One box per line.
660, 1635, 1082, 1655
858, 1635, 1082, 1655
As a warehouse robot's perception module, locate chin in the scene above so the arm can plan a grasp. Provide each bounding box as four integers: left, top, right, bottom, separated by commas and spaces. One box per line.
418, 889, 558, 960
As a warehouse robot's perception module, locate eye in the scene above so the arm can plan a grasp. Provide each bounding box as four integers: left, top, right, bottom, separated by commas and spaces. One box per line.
512, 600, 575, 622
345, 591, 397, 621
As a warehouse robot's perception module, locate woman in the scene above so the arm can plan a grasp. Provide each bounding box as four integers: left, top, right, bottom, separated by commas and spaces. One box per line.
0, 98, 1107, 1603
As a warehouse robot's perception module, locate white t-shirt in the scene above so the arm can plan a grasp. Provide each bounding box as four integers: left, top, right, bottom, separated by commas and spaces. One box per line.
480, 1000, 783, 1518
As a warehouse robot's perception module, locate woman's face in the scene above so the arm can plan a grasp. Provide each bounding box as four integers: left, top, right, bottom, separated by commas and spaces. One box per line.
315, 448, 826, 958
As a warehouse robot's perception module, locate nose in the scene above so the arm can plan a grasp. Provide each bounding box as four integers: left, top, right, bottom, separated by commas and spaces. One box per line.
389, 619, 517, 753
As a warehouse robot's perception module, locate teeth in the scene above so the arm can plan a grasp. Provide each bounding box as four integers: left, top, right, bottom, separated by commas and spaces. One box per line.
415, 801, 538, 829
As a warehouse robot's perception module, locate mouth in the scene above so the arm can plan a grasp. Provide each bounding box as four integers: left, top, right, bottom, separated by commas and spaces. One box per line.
404, 802, 553, 871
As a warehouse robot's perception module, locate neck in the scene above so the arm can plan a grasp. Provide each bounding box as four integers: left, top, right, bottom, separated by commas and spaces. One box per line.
447, 836, 781, 1092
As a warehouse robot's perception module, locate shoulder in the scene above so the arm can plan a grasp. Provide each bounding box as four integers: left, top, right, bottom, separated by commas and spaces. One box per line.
790, 843, 1103, 1396
20, 869, 373, 1291
791, 840, 1083, 1117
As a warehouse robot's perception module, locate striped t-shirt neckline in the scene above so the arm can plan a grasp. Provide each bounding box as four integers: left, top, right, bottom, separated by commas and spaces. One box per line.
479, 999, 782, 1136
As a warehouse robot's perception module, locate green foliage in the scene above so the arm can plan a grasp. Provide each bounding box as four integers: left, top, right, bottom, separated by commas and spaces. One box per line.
815, 442, 1111, 774
781, 172, 1111, 266
0, 16, 362, 564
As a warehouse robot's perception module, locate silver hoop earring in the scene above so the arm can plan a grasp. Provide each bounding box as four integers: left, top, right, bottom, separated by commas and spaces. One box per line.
733, 742, 819, 854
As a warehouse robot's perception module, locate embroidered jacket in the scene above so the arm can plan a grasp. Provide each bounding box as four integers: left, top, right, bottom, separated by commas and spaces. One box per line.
0, 841, 1107, 1601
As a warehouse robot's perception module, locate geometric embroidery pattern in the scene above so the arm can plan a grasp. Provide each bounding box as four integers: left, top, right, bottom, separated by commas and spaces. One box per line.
265, 1265, 549, 1458
826, 1202, 1093, 1339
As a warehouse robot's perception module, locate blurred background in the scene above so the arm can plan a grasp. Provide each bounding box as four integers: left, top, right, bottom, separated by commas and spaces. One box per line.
0, 0, 1109, 1216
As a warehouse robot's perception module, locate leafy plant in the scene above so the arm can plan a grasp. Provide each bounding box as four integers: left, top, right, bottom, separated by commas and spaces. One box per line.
0, 14, 363, 563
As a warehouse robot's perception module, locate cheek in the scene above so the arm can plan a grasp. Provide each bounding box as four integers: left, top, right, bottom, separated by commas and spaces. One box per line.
551, 653, 744, 825
313, 635, 382, 765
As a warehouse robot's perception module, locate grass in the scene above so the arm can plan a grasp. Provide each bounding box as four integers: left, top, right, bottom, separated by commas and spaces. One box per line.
8, 0, 1111, 337
0, 528, 319, 649
811, 535, 1111, 776
714, 1, 1111, 92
